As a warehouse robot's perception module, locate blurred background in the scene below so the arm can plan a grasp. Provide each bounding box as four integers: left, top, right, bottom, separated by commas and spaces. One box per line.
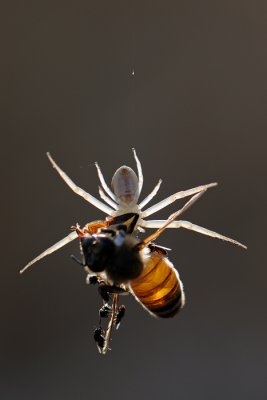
1, 0, 266, 399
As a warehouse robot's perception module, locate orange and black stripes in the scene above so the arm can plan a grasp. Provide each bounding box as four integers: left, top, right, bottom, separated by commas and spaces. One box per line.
130, 250, 185, 318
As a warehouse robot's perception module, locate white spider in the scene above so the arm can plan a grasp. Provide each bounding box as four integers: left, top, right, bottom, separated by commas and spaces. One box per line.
20, 149, 246, 274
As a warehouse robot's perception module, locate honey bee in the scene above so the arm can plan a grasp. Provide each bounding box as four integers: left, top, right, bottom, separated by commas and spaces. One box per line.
20, 149, 246, 274
74, 202, 193, 354
71, 190, 233, 354
81, 224, 185, 318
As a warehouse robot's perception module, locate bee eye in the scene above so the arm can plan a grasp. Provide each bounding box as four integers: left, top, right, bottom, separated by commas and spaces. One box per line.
82, 236, 115, 274
81, 237, 94, 248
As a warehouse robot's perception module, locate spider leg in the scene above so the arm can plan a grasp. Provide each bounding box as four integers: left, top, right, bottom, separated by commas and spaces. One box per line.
141, 182, 218, 218
138, 179, 162, 210
140, 219, 247, 249
132, 148, 143, 196
98, 186, 118, 210
95, 162, 117, 202
46, 153, 113, 215
20, 231, 79, 274
139, 191, 205, 248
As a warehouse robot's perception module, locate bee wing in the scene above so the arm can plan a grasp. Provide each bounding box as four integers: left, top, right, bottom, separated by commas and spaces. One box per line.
20, 230, 78, 274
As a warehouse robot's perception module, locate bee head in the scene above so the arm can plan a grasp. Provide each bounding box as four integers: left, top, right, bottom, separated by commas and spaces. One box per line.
81, 236, 115, 273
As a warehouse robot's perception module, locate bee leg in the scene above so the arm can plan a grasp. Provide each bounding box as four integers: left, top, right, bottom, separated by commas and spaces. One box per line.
98, 282, 111, 303
70, 254, 84, 266
86, 275, 99, 285
98, 282, 126, 303
115, 305, 126, 330
99, 304, 112, 318
99, 304, 112, 324
93, 327, 106, 354
102, 293, 119, 354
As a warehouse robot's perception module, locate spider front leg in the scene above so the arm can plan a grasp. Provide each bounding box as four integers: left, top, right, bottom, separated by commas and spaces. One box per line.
47, 152, 113, 215
20, 230, 79, 274
98, 282, 127, 303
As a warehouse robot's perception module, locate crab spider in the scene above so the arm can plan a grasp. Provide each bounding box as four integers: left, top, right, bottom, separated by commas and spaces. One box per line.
20, 149, 246, 274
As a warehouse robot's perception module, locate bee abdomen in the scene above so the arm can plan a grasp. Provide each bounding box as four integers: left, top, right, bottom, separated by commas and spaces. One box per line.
130, 253, 185, 318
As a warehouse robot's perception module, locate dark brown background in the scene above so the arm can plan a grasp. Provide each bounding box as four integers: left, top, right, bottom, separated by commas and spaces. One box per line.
1, 1, 266, 399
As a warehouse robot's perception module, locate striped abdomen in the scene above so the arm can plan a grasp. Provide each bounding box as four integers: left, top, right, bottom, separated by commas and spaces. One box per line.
130, 250, 185, 318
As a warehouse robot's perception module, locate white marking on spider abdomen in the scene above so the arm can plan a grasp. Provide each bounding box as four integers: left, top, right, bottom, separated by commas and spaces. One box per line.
111, 166, 140, 205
